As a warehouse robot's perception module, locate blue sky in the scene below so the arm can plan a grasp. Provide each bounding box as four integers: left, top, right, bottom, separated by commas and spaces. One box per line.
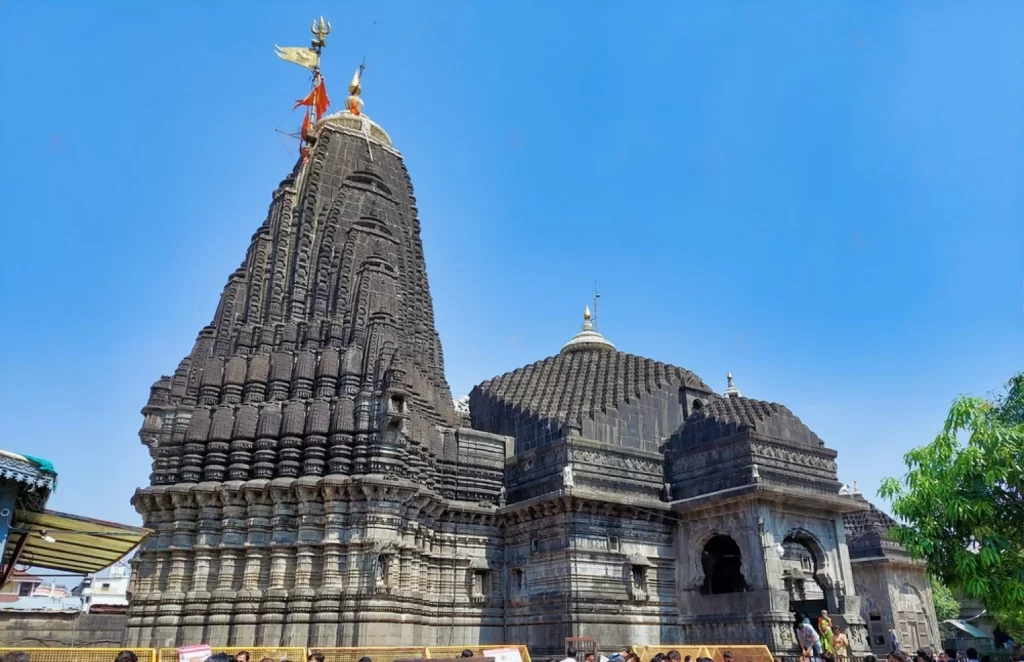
0, 1, 1021, 530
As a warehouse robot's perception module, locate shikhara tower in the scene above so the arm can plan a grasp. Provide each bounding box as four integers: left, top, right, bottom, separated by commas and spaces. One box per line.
128, 20, 940, 656
130, 42, 506, 647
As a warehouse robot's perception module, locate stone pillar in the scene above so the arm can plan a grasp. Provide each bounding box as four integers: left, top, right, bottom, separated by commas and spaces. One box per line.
259, 478, 296, 646
209, 483, 247, 645
234, 481, 271, 645
312, 541, 343, 646
284, 480, 320, 646
284, 545, 315, 645
208, 548, 238, 645
181, 548, 213, 644
189, 485, 223, 642
128, 490, 166, 647
155, 489, 192, 647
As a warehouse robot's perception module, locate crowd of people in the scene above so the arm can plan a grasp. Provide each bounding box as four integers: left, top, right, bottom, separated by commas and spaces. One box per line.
546, 646, 727, 662
0, 637, 1018, 662
794, 610, 851, 662
791, 609, 1020, 662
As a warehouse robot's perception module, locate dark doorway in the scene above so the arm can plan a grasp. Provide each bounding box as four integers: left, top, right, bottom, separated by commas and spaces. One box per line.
782, 535, 827, 626
701, 534, 748, 594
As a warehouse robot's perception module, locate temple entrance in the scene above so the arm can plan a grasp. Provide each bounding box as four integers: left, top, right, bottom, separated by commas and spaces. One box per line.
781, 533, 827, 625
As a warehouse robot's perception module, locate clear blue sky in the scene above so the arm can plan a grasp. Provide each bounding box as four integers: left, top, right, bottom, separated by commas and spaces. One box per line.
0, 1, 1021, 529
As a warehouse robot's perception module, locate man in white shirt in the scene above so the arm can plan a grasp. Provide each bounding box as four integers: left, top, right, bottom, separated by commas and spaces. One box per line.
797, 618, 822, 662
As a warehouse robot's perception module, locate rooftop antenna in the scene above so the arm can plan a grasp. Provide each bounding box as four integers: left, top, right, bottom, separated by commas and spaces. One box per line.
592, 282, 600, 331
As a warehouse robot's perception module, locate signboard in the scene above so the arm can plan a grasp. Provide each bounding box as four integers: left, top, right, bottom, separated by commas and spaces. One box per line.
177, 645, 212, 662
484, 649, 523, 662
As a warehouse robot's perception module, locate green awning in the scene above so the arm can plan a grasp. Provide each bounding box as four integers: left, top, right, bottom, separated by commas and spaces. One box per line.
4, 509, 150, 574
943, 619, 989, 639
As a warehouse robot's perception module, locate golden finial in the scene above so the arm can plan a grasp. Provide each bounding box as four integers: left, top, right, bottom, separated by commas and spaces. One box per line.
583, 306, 591, 321
346, 64, 365, 115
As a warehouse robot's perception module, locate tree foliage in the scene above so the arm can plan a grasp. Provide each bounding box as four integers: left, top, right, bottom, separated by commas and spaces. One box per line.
931, 581, 961, 622
880, 373, 1024, 639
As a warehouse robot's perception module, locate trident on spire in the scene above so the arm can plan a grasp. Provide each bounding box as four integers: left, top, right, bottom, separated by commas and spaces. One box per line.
311, 16, 332, 53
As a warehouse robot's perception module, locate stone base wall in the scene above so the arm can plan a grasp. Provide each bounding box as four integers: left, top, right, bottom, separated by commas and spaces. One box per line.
0, 612, 127, 648
680, 614, 798, 655
128, 477, 503, 648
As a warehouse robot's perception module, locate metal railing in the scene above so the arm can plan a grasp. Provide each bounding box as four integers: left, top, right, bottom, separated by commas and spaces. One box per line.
158, 649, 305, 662
0, 648, 158, 662
425, 645, 531, 662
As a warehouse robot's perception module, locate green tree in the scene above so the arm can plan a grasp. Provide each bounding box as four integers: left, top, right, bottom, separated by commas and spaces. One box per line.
931, 581, 961, 622
879, 373, 1024, 639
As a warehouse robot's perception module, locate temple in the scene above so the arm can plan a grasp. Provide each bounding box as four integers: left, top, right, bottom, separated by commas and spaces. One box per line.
127, 26, 939, 656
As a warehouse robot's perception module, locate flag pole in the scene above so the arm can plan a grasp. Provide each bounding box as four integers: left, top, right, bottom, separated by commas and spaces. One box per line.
304, 17, 332, 152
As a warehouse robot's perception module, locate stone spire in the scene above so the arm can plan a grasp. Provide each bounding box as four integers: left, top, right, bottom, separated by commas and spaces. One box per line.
139, 77, 455, 487
725, 371, 742, 398
560, 305, 616, 354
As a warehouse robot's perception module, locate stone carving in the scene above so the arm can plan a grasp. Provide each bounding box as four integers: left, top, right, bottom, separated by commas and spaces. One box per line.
562, 464, 575, 489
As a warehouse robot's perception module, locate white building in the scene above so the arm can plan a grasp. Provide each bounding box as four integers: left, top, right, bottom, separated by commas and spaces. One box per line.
71, 561, 129, 612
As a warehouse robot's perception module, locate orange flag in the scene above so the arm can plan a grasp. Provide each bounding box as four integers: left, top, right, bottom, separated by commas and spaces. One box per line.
300, 110, 311, 141
314, 79, 330, 119
294, 79, 331, 120
294, 89, 316, 111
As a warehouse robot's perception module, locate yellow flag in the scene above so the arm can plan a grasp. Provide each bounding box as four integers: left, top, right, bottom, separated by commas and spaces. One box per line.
274, 46, 318, 70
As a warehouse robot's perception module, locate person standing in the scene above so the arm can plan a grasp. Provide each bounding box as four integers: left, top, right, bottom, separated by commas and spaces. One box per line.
797, 618, 823, 662
890, 629, 901, 653
819, 611, 835, 655
833, 626, 849, 662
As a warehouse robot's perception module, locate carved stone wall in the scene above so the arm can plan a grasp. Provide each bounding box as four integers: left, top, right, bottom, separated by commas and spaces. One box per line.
851, 561, 940, 655
127, 477, 503, 648
502, 496, 678, 656
505, 437, 666, 505
666, 434, 841, 501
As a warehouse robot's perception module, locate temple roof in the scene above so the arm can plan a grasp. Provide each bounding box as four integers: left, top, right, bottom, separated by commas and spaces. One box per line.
675, 392, 825, 448
473, 348, 711, 426
843, 495, 911, 560
844, 494, 898, 540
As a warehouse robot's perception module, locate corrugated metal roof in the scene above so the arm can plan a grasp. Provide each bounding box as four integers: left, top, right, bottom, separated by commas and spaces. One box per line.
943, 619, 989, 639
4, 509, 150, 574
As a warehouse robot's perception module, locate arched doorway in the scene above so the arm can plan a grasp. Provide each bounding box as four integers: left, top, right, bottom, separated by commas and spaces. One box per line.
781, 532, 827, 625
896, 583, 933, 651
700, 534, 748, 594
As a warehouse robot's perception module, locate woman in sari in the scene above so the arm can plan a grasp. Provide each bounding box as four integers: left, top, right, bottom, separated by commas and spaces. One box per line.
833, 626, 850, 661
818, 610, 835, 655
